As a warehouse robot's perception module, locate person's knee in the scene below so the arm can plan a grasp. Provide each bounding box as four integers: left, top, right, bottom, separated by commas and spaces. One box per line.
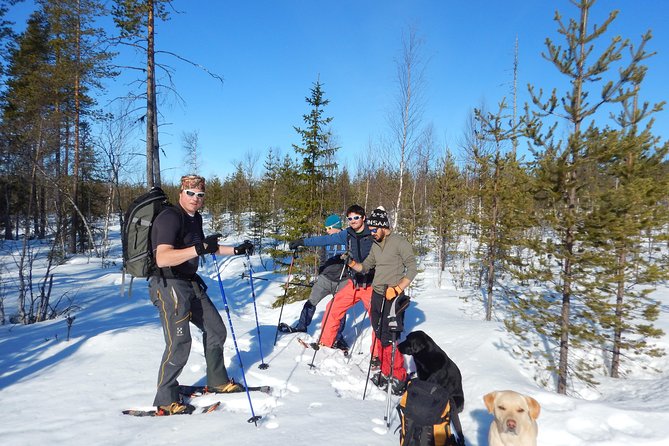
208, 327, 227, 346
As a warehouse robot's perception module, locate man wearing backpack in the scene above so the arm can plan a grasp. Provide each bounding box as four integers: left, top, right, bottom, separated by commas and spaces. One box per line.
346, 206, 417, 396
149, 174, 253, 416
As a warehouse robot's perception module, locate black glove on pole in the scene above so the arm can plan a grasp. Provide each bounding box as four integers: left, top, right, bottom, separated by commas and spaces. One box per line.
288, 238, 304, 251
195, 233, 221, 256
234, 240, 254, 256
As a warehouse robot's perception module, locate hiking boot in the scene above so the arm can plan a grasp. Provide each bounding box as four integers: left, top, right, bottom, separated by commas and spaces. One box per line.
156, 402, 195, 416
333, 338, 349, 355
210, 380, 244, 393
370, 356, 381, 370
371, 371, 388, 389
278, 322, 306, 333
389, 377, 407, 396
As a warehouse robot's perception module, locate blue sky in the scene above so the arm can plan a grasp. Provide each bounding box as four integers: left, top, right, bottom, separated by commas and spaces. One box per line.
7, 1, 669, 183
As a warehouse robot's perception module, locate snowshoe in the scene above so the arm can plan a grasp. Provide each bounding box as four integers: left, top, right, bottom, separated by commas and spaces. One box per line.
156, 402, 195, 416
389, 377, 407, 396
278, 322, 306, 333
210, 380, 245, 393
333, 338, 349, 356
371, 371, 388, 389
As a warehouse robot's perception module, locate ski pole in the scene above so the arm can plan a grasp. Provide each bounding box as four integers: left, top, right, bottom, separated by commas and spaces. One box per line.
385, 330, 398, 428
245, 250, 268, 370
241, 272, 313, 288
211, 253, 261, 426
363, 295, 386, 400
346, 305, 367, 364
308, 260, 349, 368
273, 250, 297, 346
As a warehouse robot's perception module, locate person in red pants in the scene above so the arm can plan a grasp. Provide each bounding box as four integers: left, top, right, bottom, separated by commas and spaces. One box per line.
289, 205, 378, 356
346, 206, 417, 395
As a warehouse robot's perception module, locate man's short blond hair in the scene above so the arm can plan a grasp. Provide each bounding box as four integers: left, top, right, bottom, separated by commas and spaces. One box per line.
180, 174, 205, 191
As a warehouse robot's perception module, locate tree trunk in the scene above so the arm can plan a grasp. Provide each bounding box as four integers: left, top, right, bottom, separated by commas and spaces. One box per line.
556, 2, 589, 396
70, 1, 82, 254
146, 0, 161, 187
610, 248, 626, 378
39, 183, 46, 239
485, 152, 501, 322
3, 183, 12, 240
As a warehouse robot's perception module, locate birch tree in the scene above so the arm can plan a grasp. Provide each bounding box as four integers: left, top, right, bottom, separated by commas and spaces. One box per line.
386, 27, 426, 230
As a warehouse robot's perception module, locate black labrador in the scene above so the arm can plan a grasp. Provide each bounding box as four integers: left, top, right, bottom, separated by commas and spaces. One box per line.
398, 330, 465, 412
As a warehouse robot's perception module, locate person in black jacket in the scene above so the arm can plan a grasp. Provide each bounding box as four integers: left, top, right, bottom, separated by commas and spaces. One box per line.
149, 174, 253, 415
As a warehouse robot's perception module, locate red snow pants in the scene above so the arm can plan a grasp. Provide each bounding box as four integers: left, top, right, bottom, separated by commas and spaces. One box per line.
318, 279, 375, 351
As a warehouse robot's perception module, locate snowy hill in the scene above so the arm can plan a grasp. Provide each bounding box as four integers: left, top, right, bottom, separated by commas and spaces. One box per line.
1, 226, 668, 445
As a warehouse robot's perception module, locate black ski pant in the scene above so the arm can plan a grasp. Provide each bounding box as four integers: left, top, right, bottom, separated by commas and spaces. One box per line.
369, 290, 408, 346
149, 275, 228, 406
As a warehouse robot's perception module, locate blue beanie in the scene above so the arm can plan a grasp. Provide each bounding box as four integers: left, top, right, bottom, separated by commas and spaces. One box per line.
324, 214, 342, 229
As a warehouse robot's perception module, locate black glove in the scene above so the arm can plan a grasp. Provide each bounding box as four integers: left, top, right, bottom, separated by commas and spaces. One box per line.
234, 240, 254, 256
195, 233, 221, 256
289, 238, 304, 251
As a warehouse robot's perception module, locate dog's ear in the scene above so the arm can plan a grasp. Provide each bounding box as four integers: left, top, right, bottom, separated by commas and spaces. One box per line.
526, 395, 541, 420
397, 339, 408, 354
483, 392, 497, 413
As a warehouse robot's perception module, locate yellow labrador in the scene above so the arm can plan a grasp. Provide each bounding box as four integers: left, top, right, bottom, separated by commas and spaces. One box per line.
483, 390, 540, 446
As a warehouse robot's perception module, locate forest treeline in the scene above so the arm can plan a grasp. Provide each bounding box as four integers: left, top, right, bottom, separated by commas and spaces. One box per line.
1, 1, 668, 394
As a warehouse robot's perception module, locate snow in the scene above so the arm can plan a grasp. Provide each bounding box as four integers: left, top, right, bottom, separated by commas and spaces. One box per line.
1, 228, 668, 445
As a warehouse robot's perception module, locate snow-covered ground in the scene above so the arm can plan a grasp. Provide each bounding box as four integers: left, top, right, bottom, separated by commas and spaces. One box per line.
1, 226, 668, 445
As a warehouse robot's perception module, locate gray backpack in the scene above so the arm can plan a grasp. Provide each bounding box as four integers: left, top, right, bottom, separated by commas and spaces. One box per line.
121, 187, 180, 295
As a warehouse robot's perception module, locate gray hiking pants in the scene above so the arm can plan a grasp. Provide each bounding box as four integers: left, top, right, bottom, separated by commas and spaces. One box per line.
148, 275, 229, 406
307, 275, 348, 306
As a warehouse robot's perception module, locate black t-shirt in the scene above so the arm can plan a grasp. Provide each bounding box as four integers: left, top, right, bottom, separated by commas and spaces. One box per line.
151, 206, 203, 278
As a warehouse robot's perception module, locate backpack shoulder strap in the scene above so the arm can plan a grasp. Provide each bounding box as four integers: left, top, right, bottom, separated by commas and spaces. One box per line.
449, 398, 465, 446
158, 203, 187, 242
152, 203, 188, 283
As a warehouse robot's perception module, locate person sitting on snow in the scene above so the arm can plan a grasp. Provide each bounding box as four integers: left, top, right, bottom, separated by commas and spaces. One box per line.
288, 205, 376, 355
278, 214, 350, 352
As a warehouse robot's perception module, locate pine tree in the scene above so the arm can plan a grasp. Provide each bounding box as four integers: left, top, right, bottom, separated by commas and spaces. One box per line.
583, 80, 668, 377
224, 162, 249, 234
516, 0, 659, 393
473, 100, 529, 321
40, 0, 115, 253
0, 11, 53, 241
0, 1, 16, 81
203, 175, 224, 234
276, 82, 340, 302
430, 148, 465, 287
289, 78, 338, 236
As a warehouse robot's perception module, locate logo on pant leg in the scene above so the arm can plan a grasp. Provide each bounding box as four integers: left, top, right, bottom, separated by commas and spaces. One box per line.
177, 326, 184, 336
